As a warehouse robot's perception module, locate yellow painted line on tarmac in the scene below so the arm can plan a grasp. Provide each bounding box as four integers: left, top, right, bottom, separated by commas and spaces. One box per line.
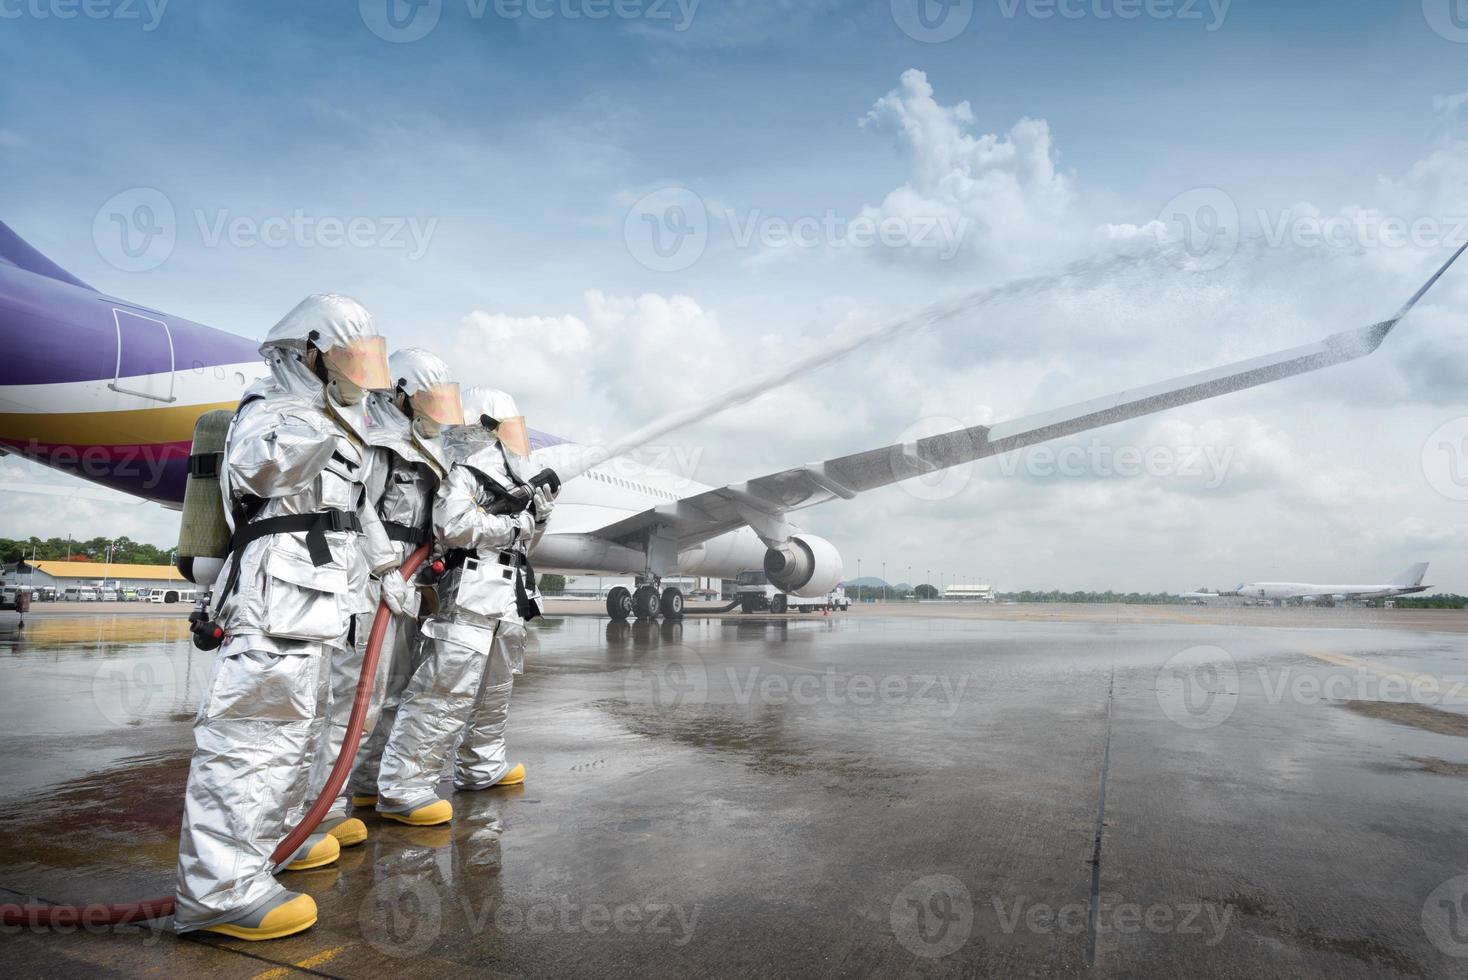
249, 945, 345, 980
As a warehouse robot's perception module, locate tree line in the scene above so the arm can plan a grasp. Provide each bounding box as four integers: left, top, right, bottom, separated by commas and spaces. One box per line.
0, 536, 174, 566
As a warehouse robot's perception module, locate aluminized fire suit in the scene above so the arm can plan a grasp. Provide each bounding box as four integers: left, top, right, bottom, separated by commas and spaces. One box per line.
304, 388, 440, 834
453, 441, 548, 791
174, 295, 393, 934
374, 430, 541, 818
337, 349, 459, 815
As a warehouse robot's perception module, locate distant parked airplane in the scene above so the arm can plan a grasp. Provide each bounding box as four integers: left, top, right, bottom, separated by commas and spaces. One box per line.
1224, 563, 1432, 605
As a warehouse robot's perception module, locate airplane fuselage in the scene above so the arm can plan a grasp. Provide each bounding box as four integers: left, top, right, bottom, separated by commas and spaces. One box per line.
0, 256, 768, 582
1233, 582, 1429, 602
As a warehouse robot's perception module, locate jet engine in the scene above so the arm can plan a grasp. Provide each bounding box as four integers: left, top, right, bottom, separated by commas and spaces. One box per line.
763, 535, 844, 598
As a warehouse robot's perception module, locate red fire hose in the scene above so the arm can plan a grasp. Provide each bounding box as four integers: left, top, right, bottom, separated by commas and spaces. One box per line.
0, 545, 429, 929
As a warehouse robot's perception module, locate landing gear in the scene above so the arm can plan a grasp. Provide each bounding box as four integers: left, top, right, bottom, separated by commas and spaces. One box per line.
660, 587, 684, 619
770, 594, 788, 615
741, 595, 759, 615
633, 585, 661, 620
607, 586, 634, 621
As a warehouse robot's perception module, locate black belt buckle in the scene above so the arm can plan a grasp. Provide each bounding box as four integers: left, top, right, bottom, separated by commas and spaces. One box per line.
325, 509, 354, 533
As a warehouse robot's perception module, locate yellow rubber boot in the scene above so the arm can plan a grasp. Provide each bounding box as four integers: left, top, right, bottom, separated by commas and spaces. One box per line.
351, 794, 378, 808
200, 892, 317, 941
496, 763, 526, 787
281, 833, 340, 871
325, 816, 368, 848
380, 799, 453, 826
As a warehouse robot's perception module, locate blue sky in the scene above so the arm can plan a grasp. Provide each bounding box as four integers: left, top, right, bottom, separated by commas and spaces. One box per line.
4, 1, 1468, 591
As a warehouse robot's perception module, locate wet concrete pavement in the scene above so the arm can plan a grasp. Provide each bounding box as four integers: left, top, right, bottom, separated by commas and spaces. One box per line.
3, 612, 1467, 977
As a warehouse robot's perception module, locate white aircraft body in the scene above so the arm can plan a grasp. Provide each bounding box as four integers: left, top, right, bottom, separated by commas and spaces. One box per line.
1227, 564, 1432, 605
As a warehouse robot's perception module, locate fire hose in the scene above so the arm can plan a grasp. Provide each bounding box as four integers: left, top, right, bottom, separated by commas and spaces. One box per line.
0, 544, 430, 930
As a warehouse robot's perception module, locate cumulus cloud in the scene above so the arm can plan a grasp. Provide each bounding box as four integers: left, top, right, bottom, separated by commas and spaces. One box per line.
852, 69, 1082, 273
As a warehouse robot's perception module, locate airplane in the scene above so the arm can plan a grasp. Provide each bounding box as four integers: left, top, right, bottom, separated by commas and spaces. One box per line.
1, 219, 1463, 621
1223, 563, 1432, 606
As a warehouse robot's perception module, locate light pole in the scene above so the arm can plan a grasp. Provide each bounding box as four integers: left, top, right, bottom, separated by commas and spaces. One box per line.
882, 562, 887, 603
857, 558, 862, 602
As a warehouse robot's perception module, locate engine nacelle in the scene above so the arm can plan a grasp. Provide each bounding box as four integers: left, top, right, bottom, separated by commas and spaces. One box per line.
763, 535, 844, 598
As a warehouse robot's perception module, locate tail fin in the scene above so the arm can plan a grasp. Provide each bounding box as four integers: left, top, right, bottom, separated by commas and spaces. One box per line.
0, 220, 93, 291
1391, 563, 1430, 588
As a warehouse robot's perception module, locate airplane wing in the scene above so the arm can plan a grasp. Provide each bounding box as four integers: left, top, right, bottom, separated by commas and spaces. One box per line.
581, 242, 1468, 549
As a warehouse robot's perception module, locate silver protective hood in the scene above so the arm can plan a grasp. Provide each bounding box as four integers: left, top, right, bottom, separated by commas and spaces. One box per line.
263, 293, 378, 355
260, 294, 388, 444
390, 347, 453, 398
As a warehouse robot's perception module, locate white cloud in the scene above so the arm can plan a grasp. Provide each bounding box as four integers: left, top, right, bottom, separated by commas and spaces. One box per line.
852, 69, 1081, 273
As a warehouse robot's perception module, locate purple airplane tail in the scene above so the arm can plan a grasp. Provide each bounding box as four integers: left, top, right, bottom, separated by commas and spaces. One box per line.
0, 220, 93, 291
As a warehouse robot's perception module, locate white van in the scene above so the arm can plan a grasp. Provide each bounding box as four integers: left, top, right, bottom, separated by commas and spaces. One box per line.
149, 588, 198, 604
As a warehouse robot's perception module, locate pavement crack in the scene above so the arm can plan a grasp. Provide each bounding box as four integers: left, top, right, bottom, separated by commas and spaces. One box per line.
1085, 666, 1115, 970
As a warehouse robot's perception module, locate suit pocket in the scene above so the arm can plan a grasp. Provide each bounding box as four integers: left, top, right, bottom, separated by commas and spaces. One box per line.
455, 558, 517, 621
263, 545, 350, 641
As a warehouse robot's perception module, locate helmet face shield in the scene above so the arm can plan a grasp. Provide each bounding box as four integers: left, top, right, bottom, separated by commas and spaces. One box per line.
493, 416, 532, 457
409, 382, 464, 426
323, 336, 392, 392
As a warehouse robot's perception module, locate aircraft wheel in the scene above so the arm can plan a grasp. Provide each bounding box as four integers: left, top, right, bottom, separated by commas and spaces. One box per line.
771, 594, 789, 614
633, 586, 662, 620
660, 587, 685, 619
607, 586, 633, 621
740, 595, 759, 615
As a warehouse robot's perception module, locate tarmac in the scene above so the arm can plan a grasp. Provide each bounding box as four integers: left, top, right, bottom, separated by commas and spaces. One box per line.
3, 605, 1467, 978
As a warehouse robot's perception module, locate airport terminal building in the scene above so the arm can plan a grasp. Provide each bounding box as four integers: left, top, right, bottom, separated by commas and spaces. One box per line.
944, 583, 997, 603
5, 560, 191, 598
